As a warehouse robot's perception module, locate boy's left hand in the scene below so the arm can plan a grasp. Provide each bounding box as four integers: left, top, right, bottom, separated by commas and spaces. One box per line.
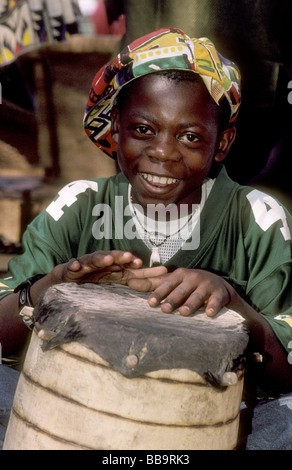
128, 267, 235, 317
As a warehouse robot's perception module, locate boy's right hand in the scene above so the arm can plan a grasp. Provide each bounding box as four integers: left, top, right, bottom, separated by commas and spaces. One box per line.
52, 250, 167, 286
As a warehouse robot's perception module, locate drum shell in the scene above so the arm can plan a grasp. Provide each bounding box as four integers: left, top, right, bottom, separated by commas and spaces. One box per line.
3, 329, 244, 450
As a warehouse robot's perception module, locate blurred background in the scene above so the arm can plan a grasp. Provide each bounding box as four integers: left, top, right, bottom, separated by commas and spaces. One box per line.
1, 0, 292, 272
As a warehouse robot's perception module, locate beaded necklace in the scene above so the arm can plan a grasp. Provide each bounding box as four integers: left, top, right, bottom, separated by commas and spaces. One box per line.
128, 185, 198, 266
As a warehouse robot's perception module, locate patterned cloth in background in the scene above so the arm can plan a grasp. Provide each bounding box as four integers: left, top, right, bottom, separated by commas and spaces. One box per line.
0, 0, 81, 65
83, 27, 241, 159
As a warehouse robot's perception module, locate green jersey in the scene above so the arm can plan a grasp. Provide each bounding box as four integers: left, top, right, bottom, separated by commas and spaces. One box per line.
1, 165, 292, 354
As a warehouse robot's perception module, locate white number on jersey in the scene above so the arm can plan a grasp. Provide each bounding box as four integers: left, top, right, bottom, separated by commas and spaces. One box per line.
46, 180, 98, 221
246, 190, 291, 241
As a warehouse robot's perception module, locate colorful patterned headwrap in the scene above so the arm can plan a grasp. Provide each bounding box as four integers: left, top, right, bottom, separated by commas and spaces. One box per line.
84, 27, 241, 159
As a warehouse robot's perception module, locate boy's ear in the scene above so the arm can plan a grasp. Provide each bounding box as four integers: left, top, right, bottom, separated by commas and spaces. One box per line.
214, 127, 237, 162
111, 106, 120, 144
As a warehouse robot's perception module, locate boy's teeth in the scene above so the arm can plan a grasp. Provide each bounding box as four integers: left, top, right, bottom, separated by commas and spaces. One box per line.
141, 173, 178, 184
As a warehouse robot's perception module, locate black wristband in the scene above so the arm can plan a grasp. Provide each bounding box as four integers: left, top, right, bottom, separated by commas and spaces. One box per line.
14, 274, 45, 327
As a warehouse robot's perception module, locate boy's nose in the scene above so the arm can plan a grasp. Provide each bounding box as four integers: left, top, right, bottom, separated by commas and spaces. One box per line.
147, 135, 181, 162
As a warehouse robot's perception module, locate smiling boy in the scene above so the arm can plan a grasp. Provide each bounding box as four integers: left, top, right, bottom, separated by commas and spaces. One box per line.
0, 27, 291, 449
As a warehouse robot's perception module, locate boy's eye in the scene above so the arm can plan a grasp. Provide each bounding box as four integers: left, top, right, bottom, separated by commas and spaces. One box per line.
134, 125, 153, 135
179, 133, 199, 144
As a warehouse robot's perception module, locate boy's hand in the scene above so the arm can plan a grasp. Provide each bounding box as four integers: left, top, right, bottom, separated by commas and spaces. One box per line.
53, 251, 167, 285
128, 268, 235, 317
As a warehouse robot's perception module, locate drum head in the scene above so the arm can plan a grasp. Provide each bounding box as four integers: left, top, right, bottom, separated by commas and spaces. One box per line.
33, 283, 249, 386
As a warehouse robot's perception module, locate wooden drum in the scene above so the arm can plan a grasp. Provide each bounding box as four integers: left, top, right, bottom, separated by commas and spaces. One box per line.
3, 283, 249, 450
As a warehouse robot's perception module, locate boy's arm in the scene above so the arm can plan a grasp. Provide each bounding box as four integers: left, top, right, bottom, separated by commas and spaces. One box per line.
0, 251, 166, 356
228, 289, 292, 395
0, 273, 55, 355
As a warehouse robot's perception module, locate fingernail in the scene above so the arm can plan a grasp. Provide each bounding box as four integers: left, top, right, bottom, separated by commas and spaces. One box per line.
206, 307, 215, 316
148, 297, 158, 306
161, 302, 173, 313
179, 305, 190, 316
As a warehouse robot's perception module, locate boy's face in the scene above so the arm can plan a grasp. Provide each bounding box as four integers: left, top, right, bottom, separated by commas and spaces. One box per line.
112, 74, 235, 210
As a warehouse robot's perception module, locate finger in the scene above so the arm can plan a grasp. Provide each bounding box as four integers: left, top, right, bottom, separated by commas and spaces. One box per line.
90, 251, 124, 267
147, 276, 185, 308
129, 266, 168, 279
179, 290, 229, 317
127, 267, 168, 291
87, 251, 141, 271
64, 252, 131, 282
127, 277, 153, 292
176, 289, 208, 316
205, 292, 229, 317
110, 250, 143, 267
67, 258, 82, 272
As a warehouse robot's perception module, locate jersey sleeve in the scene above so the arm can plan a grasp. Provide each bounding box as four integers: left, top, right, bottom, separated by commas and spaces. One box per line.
243, 189, 292, 353
0, 179, 99, 300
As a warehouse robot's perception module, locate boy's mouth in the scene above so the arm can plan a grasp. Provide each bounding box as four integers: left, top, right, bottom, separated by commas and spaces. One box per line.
140, 172, 179, 186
